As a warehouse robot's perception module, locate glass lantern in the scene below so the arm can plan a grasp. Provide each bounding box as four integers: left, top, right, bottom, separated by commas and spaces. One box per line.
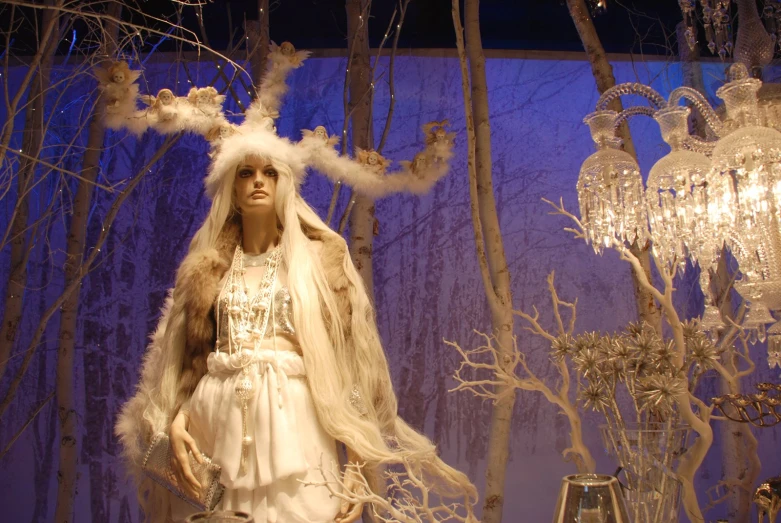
578, 110, 648, 253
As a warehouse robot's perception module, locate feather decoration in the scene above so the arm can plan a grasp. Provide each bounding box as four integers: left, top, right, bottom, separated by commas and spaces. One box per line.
98, 61, 144, 133
299, 122, 455, 197
100, 48, 456, 199
300, 126, 340, 148
249, 41, 311, 121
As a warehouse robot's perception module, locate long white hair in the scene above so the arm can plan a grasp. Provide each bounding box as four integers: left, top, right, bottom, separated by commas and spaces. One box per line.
154, 133, 477, 512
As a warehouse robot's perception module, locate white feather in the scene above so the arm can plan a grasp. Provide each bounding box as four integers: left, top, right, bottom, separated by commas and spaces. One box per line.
299, 136, 454, 198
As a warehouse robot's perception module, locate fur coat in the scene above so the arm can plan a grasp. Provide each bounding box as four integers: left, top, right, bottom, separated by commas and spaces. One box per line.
115, 217, 352, 521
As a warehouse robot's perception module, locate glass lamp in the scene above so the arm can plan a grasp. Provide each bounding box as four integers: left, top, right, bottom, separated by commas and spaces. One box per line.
646, 106, 712, 270
711, 63, 781, 320
552, 473, 630, 523
578, 110, 647, 253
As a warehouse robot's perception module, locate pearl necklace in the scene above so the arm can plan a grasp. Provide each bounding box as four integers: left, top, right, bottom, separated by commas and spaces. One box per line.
243, 251, 270, 268
224, 243, 282, 474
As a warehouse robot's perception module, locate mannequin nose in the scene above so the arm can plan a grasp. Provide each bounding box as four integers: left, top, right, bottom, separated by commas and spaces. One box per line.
253, 176, 264, 187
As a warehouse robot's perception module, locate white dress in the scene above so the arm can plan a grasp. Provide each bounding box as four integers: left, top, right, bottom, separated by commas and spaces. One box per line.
171, 263, 342, 523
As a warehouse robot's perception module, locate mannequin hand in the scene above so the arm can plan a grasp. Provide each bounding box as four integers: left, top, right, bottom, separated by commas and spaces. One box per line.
169, 409, 204, 499
335, 449, 365, 523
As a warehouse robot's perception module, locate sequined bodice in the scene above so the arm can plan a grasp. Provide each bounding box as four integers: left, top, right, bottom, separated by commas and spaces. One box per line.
216, 285, 296, 350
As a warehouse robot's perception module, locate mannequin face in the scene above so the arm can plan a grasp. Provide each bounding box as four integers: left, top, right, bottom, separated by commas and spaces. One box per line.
111, 70, 125, 84
314, 126, 327, 140
219, 125, 232, 138
368, 152, 379, 166
234, 156, 279, 216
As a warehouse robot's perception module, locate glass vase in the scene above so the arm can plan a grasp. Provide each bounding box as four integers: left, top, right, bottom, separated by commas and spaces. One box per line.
599, 423, 689, 523
552, 473, 631, 523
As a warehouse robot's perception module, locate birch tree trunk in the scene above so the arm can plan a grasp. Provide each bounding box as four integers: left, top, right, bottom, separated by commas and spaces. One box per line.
712, 250, 758, 523
246, 0, 270, 94
345, 0, 376, 295
676, 22, 708, 137
0, 0, 62, 384
460, 1, 516, 521
54, 6, 121, 522
716, 353, 759, 523
565, 0, 662, 335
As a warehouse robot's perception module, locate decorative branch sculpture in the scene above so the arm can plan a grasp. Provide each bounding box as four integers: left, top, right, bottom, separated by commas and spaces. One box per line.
447, 271, 596, 474
303, 459, 477, 523
713, 382, 781, 428
543, 196, 762, 523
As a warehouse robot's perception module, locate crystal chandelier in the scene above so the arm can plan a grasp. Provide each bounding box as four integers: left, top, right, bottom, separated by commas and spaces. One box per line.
678, 0, 779, 65
576, 62, 781, 369
578, 110, 647, 252
679, 0, 734, 58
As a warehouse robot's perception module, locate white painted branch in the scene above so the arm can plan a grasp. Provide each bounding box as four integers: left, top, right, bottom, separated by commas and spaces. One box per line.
303, 460, 476, 523
448, 329, 596, 474
619, 243, 711, 523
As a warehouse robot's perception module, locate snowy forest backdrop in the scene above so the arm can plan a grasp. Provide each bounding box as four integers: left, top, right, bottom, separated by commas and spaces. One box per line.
1, 51, 781, 522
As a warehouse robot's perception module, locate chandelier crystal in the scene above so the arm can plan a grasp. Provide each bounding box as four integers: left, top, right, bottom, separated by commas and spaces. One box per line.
646, 106, 712, 270
578, 111, 647, 253
679, 0, 733, 58
712, 64, 781, 315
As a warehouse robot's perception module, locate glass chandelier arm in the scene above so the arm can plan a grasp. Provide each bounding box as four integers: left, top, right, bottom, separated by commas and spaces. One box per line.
668, 87, 725, 138
683, 134, 716, 155
595, 83, 667, 111
614, 106, 657, 129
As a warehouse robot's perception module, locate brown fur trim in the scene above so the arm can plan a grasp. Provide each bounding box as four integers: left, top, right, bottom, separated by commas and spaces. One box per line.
319, 235, 353, 335
174, 217, 241, 405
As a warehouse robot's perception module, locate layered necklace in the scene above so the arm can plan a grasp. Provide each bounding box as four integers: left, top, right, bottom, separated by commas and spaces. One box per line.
223, 242, 282, 474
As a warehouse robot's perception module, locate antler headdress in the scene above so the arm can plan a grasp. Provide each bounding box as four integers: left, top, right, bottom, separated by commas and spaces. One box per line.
98, 42, 456, 198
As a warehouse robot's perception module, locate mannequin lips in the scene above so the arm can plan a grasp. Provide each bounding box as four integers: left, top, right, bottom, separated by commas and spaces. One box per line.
251, 189, 268, 198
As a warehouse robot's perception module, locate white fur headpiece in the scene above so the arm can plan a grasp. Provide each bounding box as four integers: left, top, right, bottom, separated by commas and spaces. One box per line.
205, 126, 306, 197
101, 42, 456, 200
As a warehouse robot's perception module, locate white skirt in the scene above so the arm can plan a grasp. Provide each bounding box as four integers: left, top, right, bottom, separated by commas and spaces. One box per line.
171, 340, 342, 523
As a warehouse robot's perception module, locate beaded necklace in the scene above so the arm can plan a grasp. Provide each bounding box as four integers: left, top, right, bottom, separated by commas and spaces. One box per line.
222, 243, 282, 474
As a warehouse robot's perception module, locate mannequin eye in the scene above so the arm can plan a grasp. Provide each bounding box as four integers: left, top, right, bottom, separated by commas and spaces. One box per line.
264, 167, 278, 178
238, 168, 254, 178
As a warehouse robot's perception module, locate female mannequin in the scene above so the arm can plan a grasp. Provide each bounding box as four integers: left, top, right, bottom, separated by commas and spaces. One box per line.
116, 126, 476, 523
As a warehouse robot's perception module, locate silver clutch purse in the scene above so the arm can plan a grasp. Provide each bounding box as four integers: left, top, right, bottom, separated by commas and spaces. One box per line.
142, 432, 225, 511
